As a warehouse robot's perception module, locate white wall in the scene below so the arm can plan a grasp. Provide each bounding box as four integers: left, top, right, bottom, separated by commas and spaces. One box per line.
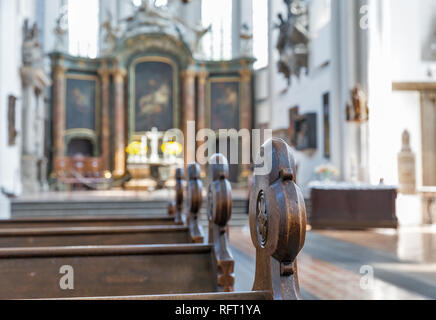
258, 0, 337, 191
390, 0, 436, 82
0, 0, 37, 196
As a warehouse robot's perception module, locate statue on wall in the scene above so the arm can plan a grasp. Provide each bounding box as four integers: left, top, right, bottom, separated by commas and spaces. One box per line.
346, 85, 369, 122
275, 0, 310, 85
240, 23, 253, 57
54, 8, 68, 52
398, 130, 416, 195
186, 21, 211, 58
21, 20, 52, 194
101, 11, 121, 55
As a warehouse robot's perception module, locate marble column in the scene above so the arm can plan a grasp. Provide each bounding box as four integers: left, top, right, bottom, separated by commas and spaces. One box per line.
181, 69, 196, 166
113, 68, 127, 178
239, 68, 253, 179
52, 64, 67, 159
98, 63, 111, 172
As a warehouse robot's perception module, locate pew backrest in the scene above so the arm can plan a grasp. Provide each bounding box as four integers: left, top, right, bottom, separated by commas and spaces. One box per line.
0, 244, 218, 299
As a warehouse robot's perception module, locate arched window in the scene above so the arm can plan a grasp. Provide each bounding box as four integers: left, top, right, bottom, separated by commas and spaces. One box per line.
68, 0, 100, 58
201, 0, 233, 60
253, 0, 269, 69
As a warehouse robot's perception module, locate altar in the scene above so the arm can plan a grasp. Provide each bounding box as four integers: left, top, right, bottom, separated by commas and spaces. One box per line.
49, 2, 255, 190
308, 182, 398, 229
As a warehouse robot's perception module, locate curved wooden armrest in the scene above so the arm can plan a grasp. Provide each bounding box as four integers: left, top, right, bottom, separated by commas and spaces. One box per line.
249, 138, 307, 300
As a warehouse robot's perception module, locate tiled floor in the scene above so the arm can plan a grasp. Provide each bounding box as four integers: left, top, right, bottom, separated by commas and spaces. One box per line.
229, 226, 436, 300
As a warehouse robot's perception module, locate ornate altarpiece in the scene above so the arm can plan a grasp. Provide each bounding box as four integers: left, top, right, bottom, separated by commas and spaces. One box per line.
49, 27, 254, 186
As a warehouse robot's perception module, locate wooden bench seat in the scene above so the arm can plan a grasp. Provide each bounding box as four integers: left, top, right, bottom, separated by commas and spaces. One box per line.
0, 167, 203, 248
0, 225, 191, 247
0, 244, 218, 299
0, 216, 177, 229
61, 291, 273, 300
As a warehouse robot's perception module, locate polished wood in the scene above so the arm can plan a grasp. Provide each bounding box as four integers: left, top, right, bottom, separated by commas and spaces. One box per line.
248, 138, 306, 300
59, 291, 272, 300
207, 154, 234, 292
186, 163, 204, 243
0, 216, 176, 229
0, 244, 217, 299
0, 225, 191, 247
175, 168, 184, 225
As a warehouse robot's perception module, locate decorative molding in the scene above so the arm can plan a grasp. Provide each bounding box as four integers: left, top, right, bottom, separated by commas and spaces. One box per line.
392, 82, 436, 91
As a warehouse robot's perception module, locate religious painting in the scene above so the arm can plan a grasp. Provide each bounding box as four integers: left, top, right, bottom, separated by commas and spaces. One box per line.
65, 75, 98, 131
323, 93, 330, 159
292, 113, 317, 151
132, 59, 175, 133
209, 78, 240, 131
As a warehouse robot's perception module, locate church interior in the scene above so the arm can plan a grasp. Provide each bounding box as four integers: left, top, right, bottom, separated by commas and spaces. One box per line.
0, 0, 435, 301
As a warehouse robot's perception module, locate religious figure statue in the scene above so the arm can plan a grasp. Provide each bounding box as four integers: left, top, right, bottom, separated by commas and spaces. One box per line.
122, 0, 208, 52
397, 130, 416, 195
21, 20, 51, 194
346, 85, 369, 122
185, 21, 211, 58
101, 11, 121, 55
54, 7, 68, 52
123, 0, 178, 34
275, 0, 310, 85
22, 20, 43, 68
240, 23, 253, 57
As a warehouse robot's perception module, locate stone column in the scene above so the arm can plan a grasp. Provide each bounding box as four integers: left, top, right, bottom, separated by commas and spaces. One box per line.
239, 68, 253, 179
196, 70, 209, 178
98, 63, 111, 172
52, 65, 67, 159
181, 69, 196, 166
196, 70, 209, 132
113, 68, 127, 178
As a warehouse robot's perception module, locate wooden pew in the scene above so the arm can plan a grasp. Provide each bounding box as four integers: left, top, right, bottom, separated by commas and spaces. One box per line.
0, 139, 306, 300
65, 139, 306, 300
0, 168, 200, 248
0, 159, 237, 299
0, 215, 176, 229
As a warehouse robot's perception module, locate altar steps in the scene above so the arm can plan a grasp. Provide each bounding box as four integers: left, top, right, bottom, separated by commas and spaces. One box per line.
10, 199, 249, 227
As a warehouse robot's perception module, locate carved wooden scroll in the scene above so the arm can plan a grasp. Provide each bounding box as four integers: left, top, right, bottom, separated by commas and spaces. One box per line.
207, 154, 234, 292
174, 168, 184, 225
249, 138, 306, 300
185, 163, 204, 243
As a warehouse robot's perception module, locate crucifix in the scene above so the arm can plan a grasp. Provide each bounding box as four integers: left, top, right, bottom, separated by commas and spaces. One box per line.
147, 127, 163, 163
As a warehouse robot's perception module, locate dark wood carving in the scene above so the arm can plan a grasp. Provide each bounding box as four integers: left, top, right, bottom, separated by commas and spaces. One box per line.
186, 163, 204, 243
174, 168, 184, 225
207, 154, 234, 292
249, 138, 307, 300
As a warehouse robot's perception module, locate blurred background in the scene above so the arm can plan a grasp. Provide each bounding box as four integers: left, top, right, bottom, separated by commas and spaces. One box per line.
0, 0, 435, 299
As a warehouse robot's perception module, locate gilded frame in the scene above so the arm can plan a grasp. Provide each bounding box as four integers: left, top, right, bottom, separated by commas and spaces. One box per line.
64, 73, 101, 135
129, 56, 179, 141
206, 76, 242, 133
63, 73, 101, 156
